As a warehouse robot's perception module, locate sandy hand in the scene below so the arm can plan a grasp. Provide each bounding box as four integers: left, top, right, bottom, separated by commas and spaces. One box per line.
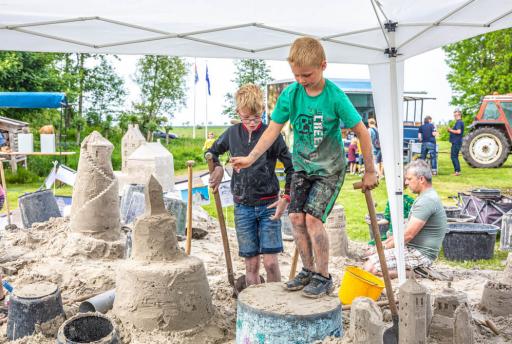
361, 171, 379, 192
267, 197, 289, 221
209, 166, 224, 192
230, 156, 255, 172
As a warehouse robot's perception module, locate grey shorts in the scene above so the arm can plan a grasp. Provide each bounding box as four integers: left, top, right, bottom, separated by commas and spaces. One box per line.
288, 171, 345, 222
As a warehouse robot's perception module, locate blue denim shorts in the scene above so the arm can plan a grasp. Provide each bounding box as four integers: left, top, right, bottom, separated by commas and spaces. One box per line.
234, 203, 283, 257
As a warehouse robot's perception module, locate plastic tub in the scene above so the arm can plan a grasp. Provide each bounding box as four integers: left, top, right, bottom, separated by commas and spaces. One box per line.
339, 266, 384, 305
57, 313, 119, 344
365, 213, 389, 240
447, 214, 476, 223
443, 223, 499, 261
444, 206, 462, 219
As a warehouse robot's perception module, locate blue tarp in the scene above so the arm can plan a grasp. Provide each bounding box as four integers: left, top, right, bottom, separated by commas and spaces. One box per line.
0, 92, 67, 109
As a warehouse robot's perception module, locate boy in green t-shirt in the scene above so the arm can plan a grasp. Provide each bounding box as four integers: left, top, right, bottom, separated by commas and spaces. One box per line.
231, 37, 379, 298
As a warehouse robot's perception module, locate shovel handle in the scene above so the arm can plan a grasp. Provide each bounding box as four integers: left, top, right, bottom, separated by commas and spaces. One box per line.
206, 153, 235, 287
289, 246, 299, 280
354, 181, 399, 317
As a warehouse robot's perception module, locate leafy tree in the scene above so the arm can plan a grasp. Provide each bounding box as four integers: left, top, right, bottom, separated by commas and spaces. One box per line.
443, 28, 512, 119
222, 59, 272, 118
132, 56, 188, 139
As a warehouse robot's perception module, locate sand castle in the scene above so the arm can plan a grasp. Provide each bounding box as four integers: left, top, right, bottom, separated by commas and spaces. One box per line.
70, 131, 120, 241
113, 175, 213, 331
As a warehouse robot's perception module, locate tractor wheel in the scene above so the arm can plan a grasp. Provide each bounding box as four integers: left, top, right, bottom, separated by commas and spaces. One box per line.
462, 127, 510, 168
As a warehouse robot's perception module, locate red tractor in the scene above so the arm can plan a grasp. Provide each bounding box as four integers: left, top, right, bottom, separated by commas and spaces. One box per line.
462, 94, 512, 168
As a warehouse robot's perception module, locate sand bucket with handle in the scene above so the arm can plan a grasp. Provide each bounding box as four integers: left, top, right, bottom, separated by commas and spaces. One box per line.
339, 266, 384, 305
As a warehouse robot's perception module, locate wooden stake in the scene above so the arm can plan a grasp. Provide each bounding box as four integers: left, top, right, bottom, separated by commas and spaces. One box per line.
289, 246, 299, 280
0, 159, 12, 227
185, 160, 195, 255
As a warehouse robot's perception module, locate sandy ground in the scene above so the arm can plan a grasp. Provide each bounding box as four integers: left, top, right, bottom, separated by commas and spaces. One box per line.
0, 212, 511, 344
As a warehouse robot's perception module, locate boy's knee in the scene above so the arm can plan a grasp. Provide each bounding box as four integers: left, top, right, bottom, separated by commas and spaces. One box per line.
263, 258, 279, 274
305, 213, 323, 228
289, 213, 305, 227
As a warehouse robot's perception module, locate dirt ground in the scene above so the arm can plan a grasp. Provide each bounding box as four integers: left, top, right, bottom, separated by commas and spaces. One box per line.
0, 213, 511, 344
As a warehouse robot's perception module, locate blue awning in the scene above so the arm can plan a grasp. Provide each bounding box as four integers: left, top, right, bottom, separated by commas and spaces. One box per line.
0, 92, 67, 109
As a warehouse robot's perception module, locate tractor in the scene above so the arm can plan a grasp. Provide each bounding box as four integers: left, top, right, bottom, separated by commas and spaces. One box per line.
461, 94, 512, 168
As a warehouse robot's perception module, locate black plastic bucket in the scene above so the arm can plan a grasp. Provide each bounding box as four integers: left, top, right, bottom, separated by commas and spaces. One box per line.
443, 223, 499, 261
18, 189, 62, 229
471, 188, 501, 200
57, 313, 119, 344
7, 282, 66, 340
365, 213, 389, 240
444, 206, 462, 219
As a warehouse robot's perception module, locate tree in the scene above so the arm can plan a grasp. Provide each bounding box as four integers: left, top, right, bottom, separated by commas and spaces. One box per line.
222, 59, 272, 118
443, 28, 512, 119
132, 56, 188, 139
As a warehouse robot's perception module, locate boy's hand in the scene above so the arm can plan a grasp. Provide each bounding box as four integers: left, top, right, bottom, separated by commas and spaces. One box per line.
230, 156, 255, 172
362, 171, 379, 191
267, 197, 289, 221
209, 166, 224, 192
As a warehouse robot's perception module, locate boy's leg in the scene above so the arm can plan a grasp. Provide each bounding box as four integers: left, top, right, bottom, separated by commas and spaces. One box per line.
245, 256, 261, 286
262, 254, 281, 282
289, 212, 314, 270
234, 203, 261, 285
305, 214, 329, 277
257, 205, 283, 283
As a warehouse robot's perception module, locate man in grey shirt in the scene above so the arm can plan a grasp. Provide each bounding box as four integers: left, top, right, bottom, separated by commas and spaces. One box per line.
364, 159, 447, 278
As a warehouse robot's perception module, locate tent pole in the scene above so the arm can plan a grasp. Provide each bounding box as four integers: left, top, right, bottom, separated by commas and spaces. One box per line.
193, 58, 197, 139
388, 30, 406, 284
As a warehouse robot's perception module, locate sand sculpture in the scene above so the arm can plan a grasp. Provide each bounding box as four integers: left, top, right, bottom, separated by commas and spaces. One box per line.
325, 205, 348, 257
121, 124, 146, 171
453, 304, 474, 344
70, 131, 120, 241
429, 284, 469, 343
398, 278, 431, 343
113, 175, 213, 331
348, 297, 385, 344
480, 252, 512, 316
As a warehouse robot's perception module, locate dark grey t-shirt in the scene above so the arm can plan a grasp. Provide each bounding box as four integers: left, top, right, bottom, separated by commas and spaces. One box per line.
407, 188, 448, 260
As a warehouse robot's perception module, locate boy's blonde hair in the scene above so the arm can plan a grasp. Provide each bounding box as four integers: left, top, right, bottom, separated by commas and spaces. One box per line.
235, 84, 264, 116
287, 37, 326, 67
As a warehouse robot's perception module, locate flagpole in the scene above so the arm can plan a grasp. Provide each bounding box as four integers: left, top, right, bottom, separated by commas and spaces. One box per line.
205, 62, 208, 140
193, 58, 197, 139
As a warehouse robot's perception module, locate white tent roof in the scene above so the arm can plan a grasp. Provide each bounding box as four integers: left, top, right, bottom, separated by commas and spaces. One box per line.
1, 0, 510, 64
2, 0, 511, 283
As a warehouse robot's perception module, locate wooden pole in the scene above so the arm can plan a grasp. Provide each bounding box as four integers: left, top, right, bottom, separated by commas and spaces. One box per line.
0, 159, 12, 227
289, 246, 299, 280
185, 160, 195, 255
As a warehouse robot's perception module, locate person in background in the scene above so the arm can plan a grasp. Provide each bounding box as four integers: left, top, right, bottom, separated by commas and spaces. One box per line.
418, 115, 439, 175
202, 132, 216, 151
447, 109, 464, 176
357, 137, 364, 175
347, 137, 358, 175
368, 118, 383, 179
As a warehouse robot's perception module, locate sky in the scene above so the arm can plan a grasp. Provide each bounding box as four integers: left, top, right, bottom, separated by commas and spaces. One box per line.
115, 47, 455, 132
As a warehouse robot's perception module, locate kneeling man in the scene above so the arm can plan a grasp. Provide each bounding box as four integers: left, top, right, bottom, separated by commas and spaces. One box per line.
364, 159, 447, 278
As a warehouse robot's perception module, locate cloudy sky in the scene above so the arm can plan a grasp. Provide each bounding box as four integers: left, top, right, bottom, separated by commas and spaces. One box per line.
116, 47, 454, 131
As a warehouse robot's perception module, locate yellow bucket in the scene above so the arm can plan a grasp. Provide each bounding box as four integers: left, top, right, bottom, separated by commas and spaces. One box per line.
338, 266, 385, 305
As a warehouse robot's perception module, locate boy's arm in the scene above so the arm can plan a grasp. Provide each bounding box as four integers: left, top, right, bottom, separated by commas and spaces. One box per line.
206, 130, 230, 192
276, 134, 294, 196
352, 121, 379, 191
230, 120, 285, 170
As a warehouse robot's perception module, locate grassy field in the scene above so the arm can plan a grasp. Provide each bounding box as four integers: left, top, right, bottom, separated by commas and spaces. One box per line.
2, 126, 511, 270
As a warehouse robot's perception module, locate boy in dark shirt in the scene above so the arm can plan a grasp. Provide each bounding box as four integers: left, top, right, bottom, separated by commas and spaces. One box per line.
418, 115, 438, 175
207, 84, 294, 286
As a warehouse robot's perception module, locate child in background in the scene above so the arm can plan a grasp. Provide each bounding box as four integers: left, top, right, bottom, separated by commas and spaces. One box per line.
202, 132, 216, 151
347, 137, 358, 175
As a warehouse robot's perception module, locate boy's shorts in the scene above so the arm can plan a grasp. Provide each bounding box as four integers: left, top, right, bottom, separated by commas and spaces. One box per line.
289, 171, 345, 222
367, 246, 433, 272
234, 203, 283, 258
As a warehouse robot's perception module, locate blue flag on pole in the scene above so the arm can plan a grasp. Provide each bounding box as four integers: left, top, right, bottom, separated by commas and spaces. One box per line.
194, 64, 199, 84
205, 64, 211, 96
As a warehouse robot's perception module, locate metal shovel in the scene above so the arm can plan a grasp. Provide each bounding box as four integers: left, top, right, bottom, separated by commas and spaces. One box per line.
354, 181, 399, 344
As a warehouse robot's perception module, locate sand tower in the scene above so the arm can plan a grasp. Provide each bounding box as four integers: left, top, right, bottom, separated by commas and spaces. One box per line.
480, 252, 512, 316
429, 284, 468, 343
121, 124, 146, 171
70, 131, 120, 241
398, 278, 431, 343
113, 175, 213, 331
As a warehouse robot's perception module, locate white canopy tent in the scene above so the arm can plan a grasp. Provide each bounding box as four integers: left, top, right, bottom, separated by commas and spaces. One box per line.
2, 0, 511, 282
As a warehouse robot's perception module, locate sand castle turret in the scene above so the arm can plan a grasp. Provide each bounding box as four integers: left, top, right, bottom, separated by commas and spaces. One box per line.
70, 131, 120, 241
398, 278, 431, 343
113, 175, 213, 331
429, 284, 468, 343
121, 124, 146, 172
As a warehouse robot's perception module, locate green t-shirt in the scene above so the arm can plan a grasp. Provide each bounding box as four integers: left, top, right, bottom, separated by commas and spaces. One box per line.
407, 188, 448, 260
271, 79, 362, 176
